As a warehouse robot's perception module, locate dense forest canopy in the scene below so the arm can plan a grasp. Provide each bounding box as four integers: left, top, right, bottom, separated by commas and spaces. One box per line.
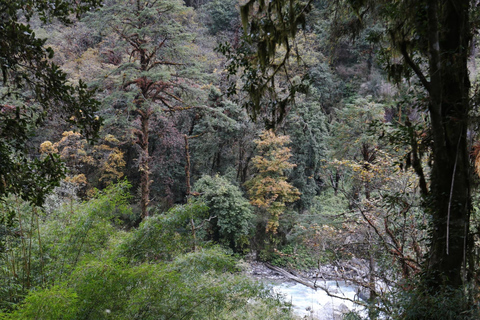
1, 0, 480, 319
0, 0, 102, 207
239, 0, 474, 294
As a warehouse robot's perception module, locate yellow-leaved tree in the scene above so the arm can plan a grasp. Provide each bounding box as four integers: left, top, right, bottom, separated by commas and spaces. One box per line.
40, 132, 126, 195
246, 130, 300, 233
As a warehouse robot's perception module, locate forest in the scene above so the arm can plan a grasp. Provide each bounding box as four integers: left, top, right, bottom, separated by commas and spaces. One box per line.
1, 0, 479, 319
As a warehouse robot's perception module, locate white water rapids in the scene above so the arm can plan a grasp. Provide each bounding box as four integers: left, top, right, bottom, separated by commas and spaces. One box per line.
270, 280, 366, 319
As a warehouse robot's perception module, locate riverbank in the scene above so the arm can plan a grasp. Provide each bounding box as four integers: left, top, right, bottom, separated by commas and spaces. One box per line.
246, 257, 372, 286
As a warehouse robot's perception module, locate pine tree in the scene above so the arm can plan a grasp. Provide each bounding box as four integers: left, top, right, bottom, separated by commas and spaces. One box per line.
90, 0, 205, 218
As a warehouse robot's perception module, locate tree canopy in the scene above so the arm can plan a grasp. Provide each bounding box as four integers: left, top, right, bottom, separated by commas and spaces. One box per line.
0, 0, 102, 206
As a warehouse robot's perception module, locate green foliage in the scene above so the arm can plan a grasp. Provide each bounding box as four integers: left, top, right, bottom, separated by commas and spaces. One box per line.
269, 244, 318, 270
189, 97, 256, 180
0, 200, 38, 311
324, 96, 389, 204
269, 192, 347, 268
285, 98, 329, 211
0, 0, 102, 210
5, 286, 78, 320
216, 299, 294, 320
89, 0, 200, 106
1, 180, 293, 319
330, 96, 385, 160
0, 141, 66, 207
119, 201, 209, 262
6, 248, 294, 320
306, 63, 344, 112
26, 182, 131, 285
311, 190, 350, 216
201, 0, 239, 35
0, 0, 102, 24
194, 174, 254, 251
355, 284, 480, 320
395, 286, 480, 320
216, 0, 313, 126
83, 0, 210, 213
6, 0, 480, 318
169, 246, 239, 274
239, 0, 310, 69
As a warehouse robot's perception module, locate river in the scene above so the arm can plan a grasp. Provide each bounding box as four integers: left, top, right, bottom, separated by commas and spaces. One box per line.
269, 280, 366, 319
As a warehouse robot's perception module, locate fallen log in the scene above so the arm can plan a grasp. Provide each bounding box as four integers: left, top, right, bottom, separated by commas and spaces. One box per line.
265, 262, 317, 290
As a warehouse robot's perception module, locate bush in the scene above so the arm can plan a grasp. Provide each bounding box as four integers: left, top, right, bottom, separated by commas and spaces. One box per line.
393, 285, 480, 320
194, 175, 254, 252
39, 181, 132, 282
0, 182, 133, 311
269, 244, 318, 270
4, 286, 78, 320
6, 249, 295, 320
119, 201, 209, 262
0, 182, 294, 319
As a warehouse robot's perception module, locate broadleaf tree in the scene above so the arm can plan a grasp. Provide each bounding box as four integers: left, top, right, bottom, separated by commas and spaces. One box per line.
246, 129, 300, 234
238, 0, 476, 308
0, 0, 102, 207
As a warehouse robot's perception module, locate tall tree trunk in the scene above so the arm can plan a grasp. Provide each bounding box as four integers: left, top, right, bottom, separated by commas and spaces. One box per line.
184, 135, 191, 196
368, 232, 377, 319
138, 103, 152, 219
422, 0, 471, 288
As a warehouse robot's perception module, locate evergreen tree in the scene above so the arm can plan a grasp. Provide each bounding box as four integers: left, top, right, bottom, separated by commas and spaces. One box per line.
285, 97, 329, 211
194, 175, 253, 251
89, 0, 207, 217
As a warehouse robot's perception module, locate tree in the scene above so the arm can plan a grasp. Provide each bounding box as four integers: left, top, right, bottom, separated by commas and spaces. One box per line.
246, 130, 300, 234
40, 132, 126, 194
337, 0, 473, 292
239, 0, 475, 306
0, 0, 102, 207
285, 97, 329, 211
329, 97, 386, 202
201, 0, 240, 35
187, 92, 258, 182
217, 0, 313, 128
90, 0, 205, 218
193, 175, 254, 252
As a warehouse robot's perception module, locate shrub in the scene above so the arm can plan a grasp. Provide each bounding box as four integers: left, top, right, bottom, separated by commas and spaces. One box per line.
6, 249, 295, 320
194, 174, 254, 252
119, 201, 209, 262
5, 286, 78, 320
